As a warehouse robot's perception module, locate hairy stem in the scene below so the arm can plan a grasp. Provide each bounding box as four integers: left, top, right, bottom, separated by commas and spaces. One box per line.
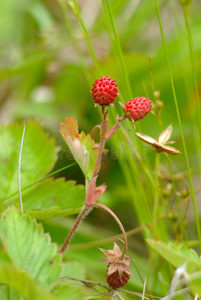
91, 107, 107, 180
94, 202, 128, 256
59, 205, 89, 255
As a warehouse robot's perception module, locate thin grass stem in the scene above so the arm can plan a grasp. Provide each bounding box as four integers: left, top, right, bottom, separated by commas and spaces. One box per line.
154, 0, 201, 251
102, 0, 132, 100
72, 0, 101, 76
182, 2, 201, 142
153, 152, 160, 236
167, 159, 186, 242
18, 120, 26, 213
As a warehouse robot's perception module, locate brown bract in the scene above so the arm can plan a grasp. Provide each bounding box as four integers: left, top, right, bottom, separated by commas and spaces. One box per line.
99, 243, 132, 279
135, 124, 180, 155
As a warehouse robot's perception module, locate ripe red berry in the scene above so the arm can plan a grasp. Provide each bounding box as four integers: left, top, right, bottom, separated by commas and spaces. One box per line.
106, 267, 130, 289
91, 76, 118, 106
123, 97, 151, 121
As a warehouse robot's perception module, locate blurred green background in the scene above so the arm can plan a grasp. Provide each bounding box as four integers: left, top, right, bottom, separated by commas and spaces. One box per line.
1, 0, 201, 297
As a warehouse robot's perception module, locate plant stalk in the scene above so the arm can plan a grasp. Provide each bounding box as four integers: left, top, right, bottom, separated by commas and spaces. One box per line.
153, 152, 160, 237
94, 202, 128, 256
60, 107, 122, 255
59, 205, 89, 255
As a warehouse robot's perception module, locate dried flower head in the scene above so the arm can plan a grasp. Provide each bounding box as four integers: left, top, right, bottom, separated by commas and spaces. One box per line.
135, 124, 180, 155
99, 243, 132, 289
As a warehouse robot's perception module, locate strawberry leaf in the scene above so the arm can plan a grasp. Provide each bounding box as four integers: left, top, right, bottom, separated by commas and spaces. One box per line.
60, 117, 98, 180
22, 179, 85, 219
0, 121, 57, 203
0, 262, 58, 300
0, 207, 62, 289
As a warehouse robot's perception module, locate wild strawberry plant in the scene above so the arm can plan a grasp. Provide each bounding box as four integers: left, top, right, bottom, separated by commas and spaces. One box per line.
0, 0, 201, 299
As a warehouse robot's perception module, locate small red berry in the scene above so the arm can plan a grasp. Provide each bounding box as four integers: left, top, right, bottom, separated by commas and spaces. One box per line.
123, 97, 152, 121
91, 76, 118, 106
106, 267, 130, 289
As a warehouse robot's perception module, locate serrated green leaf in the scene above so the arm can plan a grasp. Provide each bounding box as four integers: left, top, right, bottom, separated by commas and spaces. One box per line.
147, 239, 201, 269
147, 239, 201, 294
0, 121, 57, 203
22, 178, 85, 220
0, 207, 62, 289
0, 262, 58, 300
60, 117, 98, 180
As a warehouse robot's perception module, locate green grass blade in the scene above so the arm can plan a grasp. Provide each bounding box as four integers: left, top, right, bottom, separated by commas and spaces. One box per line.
154, 0, 201, 251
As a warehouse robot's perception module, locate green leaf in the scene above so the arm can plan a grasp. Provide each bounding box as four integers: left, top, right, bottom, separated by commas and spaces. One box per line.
52, 284, 87, 300
147, 239, 201, 269
61, 261, 86, 279
0, 207, 62, 289
147, 239, 201, 294
60, 117, 98, 180
0, 121, 57, 203
0, 262, 58, 300
22, 178, 85, 220
52, 255, 87, 300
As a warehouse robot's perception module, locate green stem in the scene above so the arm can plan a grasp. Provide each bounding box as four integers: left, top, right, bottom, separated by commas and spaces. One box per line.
167, 158, 186, 242
153, 152, 160, 235
182, 3, 201, 142
102, 0, 132, 100
18, 120, 26, 213
72, 0, 101, 76
92, 108, 107, 179
155, 0, 201, 252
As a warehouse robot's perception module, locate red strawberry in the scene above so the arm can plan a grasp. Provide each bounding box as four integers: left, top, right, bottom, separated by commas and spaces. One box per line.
123, 97, 151, 121
106, 267, 130, 289
99, 243, 132, 289
91, 76, 118, 106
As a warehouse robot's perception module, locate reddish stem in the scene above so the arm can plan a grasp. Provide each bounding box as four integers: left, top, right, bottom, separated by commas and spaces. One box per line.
60, 205, 89, 254
91, 108, 107, 180
93, 202, 128, 256
59, 108, 127, 255
60, 108, 108, 255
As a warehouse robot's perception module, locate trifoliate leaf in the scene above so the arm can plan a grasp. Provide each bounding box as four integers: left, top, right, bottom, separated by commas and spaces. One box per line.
0, 207, 62, 289
22, 178, 85, 219
60, 117, 98, 180
0, 121, 57, 203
